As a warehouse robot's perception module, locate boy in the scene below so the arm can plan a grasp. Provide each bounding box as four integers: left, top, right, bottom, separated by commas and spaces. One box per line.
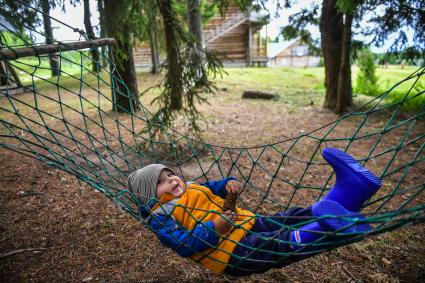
127, 148, 381, 275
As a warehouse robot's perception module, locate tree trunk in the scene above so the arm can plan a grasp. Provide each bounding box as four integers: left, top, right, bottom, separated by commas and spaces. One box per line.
320, 0, 343, 111
336, 13, 353, 113
0, 62, 8, 86
186, 0, 203, 47
186, 0, 207, 86
103, 0, 139, 113
83, 0, 100, 73
97, 0, 108, 68
40, 0, 59, 77
148, 16, 160, 74
158, 0, 183, 111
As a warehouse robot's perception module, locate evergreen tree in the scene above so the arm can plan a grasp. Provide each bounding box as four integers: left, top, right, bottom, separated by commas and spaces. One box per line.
281, 0, 425, 113
149, 0, 224, 135
356, 48, 378, 96
186, 0, 207, 86
103, 0, 144, 113
82, 0, 100, 73
97, 0, 108, 68
146, 2, 160, 74
40, 0, 60, 77
0, 0, 39, 31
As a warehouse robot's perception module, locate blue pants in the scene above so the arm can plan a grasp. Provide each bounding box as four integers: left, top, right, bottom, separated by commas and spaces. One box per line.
224, 206, 312, 276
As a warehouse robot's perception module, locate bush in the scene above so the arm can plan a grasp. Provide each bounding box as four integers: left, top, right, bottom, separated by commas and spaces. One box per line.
385, 80, 425, 112
356, 48, 379, 96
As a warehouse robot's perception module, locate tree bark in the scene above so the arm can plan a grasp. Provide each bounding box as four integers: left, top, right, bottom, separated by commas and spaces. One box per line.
40, 0, 59, 77
186, 0, 203, 47
97, 0, 108, 68
320, 0, 343, 111
0, 62, 8, 86
186, 0, 207, 86
158, 0, 183, 110
83, 0, 100, 73
103, 0, 139, 113
0, 39, 116, 60
336, 13, 353, 113
148, 16, 160, 74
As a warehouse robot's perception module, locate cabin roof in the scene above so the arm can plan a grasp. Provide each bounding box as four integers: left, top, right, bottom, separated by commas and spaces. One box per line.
268, 38, 299, 58
248, 10, 270, 24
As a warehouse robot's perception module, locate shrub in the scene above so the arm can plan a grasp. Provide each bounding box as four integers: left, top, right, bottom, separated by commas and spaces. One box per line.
356, 48, 379, 96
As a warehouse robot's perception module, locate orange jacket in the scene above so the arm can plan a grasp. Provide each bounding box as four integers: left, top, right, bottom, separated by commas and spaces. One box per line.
151, 182, 255, 273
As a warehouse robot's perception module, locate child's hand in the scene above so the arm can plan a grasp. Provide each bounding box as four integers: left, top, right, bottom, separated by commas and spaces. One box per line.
226, 180, 241, 194
213, 210, 236, 235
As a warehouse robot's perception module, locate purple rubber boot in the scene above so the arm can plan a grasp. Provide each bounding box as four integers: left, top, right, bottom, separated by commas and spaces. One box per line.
289, 221, 329, 253
290, 200, 371, 252
313, 199, 371, 233
322, 148, 381, 212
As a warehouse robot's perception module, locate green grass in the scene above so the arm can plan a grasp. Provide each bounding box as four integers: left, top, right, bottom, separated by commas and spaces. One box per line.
215, 65, 424, 111
217, 67, 325, 91
213, 67, 325, 107
9, 60, 423, 112
352, 65, 424, 111
11, 51, 97, 85
219, 65, 420, 96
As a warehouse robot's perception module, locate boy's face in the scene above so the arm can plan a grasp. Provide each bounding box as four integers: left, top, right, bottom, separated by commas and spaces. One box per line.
156, 169, 184, 199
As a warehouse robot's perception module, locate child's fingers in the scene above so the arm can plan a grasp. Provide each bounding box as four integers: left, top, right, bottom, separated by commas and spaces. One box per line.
226, 180, 241, 193
224, 210, 236, 221
225, 184, 234, 193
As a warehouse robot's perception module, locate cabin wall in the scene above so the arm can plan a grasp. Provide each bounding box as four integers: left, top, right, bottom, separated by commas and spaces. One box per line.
269, 41, 320, 67
133, 45, 152, 67
251, 29, 267, 60
133, 3, 267, 67
203, 5, 242, 31
271, 56, 320, 67
205, 23, 248, 63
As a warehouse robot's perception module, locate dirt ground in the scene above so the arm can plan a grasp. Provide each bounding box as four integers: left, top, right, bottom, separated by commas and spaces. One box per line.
1, 75, 425, 282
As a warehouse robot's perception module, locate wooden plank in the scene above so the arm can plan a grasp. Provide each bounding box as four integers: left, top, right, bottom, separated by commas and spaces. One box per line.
205, 22, 248, 61
0, 38, 116, 60
0, 85, 34, 96
248, 23, 252, 65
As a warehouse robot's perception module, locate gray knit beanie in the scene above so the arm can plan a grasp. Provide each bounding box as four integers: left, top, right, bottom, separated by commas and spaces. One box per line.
126, 164, 174, 204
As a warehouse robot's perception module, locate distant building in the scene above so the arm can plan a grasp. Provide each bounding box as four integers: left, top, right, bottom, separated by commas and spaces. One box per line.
133, 3, 269, 68
268, 38, 320, 67
203, 5, 269, 67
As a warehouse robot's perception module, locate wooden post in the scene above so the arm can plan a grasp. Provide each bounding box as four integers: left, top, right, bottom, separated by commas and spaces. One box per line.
0, 38, 116, 60
257, 29, 261, 59
0, 61, 22, 87
265, 25, 269, 59
0, 61, 8, 86
248, 23, 252, 66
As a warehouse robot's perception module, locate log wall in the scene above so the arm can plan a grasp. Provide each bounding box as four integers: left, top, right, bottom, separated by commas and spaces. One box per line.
205, 23, 248, 62
133, 4, 264, 66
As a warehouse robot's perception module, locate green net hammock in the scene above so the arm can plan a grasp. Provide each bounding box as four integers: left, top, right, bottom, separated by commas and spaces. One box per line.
1, 6, 424, 275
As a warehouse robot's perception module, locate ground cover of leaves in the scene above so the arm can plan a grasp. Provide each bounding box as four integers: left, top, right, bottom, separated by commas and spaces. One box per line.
1, 70, 424, 282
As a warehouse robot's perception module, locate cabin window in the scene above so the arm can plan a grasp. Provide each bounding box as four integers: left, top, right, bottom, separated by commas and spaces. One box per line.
291, 46, 308, 57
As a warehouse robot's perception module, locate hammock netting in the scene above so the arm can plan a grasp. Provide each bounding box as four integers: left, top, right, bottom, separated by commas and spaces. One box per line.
1, 6, 424, 273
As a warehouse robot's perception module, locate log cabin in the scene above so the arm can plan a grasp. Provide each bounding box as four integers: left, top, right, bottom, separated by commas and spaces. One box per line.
133, 3, 269, 68
268, 38, 321, 68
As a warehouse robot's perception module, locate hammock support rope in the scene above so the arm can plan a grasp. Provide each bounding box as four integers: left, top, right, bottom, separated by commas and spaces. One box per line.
0, 6, 424, 273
